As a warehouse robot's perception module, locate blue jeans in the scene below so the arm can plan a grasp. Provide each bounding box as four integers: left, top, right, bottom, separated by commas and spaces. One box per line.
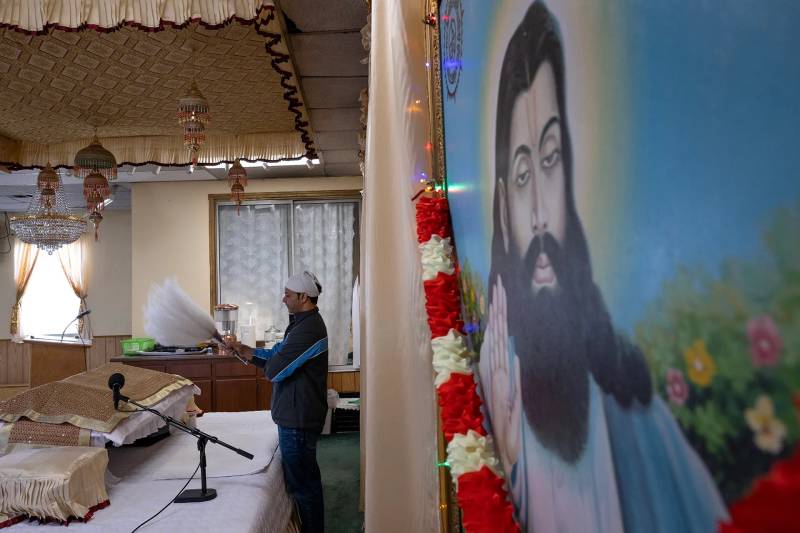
278, 426, 324, 533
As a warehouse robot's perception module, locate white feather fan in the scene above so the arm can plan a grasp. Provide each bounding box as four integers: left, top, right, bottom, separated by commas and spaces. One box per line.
143, 278, 217, 346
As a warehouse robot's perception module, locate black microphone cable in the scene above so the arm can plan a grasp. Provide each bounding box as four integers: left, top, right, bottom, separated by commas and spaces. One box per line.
130, 461, 201, 533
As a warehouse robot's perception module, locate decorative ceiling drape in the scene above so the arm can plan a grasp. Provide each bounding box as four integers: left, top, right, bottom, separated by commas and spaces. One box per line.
0, 0, 267, 33
10, 133, 306, 170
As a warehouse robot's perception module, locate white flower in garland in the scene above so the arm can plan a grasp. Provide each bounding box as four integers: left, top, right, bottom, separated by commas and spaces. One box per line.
420, 234, 454, 280
447, 429, 501, 481
432, 329, 473, 386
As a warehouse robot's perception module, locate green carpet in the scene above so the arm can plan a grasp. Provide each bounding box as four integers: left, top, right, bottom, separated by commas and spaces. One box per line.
319, 432, 363, 532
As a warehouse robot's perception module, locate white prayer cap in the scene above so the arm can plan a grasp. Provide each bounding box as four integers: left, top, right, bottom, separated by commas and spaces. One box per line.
285, 271, 322, 297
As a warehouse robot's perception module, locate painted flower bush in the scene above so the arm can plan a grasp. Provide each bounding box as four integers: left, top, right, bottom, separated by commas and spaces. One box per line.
459, 260, 486, 352
665, 369, 690, 406
636, 204, 800, 502
745, 395, 787, 454
747, 315, 783, 368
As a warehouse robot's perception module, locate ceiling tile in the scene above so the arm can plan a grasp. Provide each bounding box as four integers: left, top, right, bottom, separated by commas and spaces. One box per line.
321, 149, 358, 164
316, 131, 359, 150
280, 0, 368, 32
290, 32, 367, 77
309, 108, 361, 131
322, 162, 361, 176
302, 76, 366, 109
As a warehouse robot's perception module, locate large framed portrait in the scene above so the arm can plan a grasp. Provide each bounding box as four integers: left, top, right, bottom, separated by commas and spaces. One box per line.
439, 1, 800, 531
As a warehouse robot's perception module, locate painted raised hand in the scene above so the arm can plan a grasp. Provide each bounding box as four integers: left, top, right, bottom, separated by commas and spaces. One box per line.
484, 275, 522, 477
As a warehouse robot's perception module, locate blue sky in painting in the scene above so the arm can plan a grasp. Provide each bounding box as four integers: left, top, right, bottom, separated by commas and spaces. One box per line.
442, 0, 800, 335
611, 0, 800, 332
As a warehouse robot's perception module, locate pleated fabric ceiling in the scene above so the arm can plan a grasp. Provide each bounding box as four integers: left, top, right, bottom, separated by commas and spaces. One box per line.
0, 0, 316, 169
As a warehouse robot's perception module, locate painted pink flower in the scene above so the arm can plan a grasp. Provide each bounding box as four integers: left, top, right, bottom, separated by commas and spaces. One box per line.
747, 316, 782, 368
665, 368, 689, 406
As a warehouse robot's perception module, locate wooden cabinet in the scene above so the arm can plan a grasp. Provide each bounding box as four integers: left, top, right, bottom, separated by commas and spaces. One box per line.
110, 355, 360, 413
327, 370, 360, 393
27, 340, 87, 387
111, 354, 269, 413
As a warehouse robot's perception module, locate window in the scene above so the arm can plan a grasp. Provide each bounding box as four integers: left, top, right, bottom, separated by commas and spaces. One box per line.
212, 193, 360, 367
19, 251, 80, 338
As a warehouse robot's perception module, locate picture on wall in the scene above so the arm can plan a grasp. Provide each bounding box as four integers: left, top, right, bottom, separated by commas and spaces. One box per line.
439, 0, 800, 531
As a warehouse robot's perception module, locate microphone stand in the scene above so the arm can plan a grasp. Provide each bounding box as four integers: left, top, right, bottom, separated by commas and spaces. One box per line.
60, 314, 87, 346
115, 393, 254, 503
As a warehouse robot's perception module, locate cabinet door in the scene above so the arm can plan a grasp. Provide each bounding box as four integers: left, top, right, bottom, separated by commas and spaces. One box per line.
167, 361, 212, 380
257, 378, 272, 411
127, 362, 167, 373
214, 378, 258, 412
214, 361, 257, 378
192, 379, 213, 413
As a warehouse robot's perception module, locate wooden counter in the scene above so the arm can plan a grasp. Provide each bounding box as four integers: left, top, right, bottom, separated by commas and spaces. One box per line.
111, 354, 361, 413
110, 353, 270, 413
27, 338, 87, 388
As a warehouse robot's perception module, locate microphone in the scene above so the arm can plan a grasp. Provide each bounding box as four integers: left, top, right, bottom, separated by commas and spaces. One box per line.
60, 309, 91, 343
108, 372, 125, 410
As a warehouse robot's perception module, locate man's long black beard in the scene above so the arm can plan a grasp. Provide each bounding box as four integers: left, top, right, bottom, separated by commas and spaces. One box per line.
503, 233, 591, 464
493, 226, 653, 464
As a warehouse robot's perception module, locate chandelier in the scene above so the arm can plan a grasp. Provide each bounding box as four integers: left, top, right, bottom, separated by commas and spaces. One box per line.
177, 80, 210, 165
10, 168, 86, 254
227, 160, 247, 215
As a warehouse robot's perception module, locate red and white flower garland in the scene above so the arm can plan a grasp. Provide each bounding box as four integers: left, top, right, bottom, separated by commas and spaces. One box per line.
416, 195, 520, 533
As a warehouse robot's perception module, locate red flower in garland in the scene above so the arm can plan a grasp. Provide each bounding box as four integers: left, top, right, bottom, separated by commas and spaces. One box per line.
424, 272, 464, 336
457, 466, 520, 533
438, 372, 485, 442
416, 196, 452, 242
416, 194, 520, 532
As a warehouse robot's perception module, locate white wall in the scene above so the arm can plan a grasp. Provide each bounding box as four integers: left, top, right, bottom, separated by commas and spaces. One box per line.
0, 210, 132, 339
130, 176, 362, 336
89, 210, 132, 335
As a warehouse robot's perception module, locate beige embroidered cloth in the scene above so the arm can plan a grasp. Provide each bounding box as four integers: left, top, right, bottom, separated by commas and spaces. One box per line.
0, 420, 92, 456
0, 446, 109, 524
0, 363, 193, 433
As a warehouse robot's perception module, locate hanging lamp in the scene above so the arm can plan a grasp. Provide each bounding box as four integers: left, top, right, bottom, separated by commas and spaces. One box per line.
83, 171, 110, 211
73, 135, 118, 180
74, 135, 117, 225
177, 80, 210, 165
88, 206, 103, 242
36, 163, 60, 210
227, 160, 247, 215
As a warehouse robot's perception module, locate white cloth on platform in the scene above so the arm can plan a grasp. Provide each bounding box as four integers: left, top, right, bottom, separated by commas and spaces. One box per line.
10, 411, 292, 533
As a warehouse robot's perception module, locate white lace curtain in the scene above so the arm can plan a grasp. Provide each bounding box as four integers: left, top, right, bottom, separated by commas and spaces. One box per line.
217, 200, 358, 366
218, 203, 290, 343
292, 202, 357, 366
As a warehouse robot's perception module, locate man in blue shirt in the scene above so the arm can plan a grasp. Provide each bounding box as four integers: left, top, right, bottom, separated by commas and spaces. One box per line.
239, 271, 328, 533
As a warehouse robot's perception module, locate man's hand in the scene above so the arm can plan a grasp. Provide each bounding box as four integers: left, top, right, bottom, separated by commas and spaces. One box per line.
227, 341, 255, 362
481, 275, 522, 477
